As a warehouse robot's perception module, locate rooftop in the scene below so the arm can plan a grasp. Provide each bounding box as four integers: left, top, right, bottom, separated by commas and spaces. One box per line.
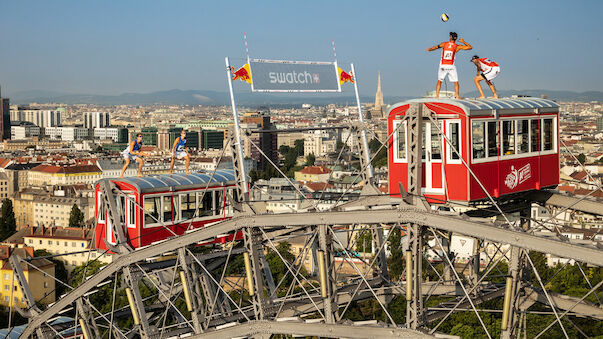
108, 169, 238, 193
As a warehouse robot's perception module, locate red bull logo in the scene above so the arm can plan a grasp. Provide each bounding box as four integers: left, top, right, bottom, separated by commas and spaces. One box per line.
338, 67, 354, 84
231, 64, 252, 84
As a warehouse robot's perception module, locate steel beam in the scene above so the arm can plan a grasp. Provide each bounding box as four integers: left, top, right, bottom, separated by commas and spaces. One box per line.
528, 190, 603, 216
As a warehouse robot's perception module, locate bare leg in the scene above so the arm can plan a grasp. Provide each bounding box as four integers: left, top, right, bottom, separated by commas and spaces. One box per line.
136, 158, 144, 177
474, 76, 486, 98
170, 156, 175, 174
486, 80, 498, 98
435, 80, 442, 98
185, 155, 190, 174
120, 158, 130, 178
454, 81, 461, 99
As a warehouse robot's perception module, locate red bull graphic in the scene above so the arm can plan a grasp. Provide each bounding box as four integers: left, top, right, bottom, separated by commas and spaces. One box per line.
504, 163, 531, 189
338, 67, 354, 84
231, 64, 252, 84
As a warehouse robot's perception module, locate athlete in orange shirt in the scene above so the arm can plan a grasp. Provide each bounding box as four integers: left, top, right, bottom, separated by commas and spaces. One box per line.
471, 55, 500, 98
426, 32, 472, 99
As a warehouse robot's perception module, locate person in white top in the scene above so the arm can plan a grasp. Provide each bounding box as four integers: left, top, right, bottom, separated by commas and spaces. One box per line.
471, 55, 500, 98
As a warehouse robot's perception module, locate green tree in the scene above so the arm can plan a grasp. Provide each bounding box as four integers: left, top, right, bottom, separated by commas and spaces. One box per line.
577, 153, 586, 165
283, 149, 299, 172
294, 139, 304, 156
278, 145, 292, 156
0, 198, 16, 240
265, 241, 306, 291
336, 140, 346, 152
305, 153, 316, 166
35, 249, 68, 296
387, 227, 405, 280
68, 204, 86, 228
368, 138, 387, 168
355, 228, 373, 253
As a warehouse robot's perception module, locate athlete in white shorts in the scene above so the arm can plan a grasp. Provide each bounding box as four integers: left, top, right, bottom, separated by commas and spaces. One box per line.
426, 32, 472, 99
170, 129, 191, 174
471, 55, 500, 98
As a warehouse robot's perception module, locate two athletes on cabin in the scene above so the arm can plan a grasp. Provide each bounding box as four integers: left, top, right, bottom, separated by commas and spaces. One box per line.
119, 129, 191, 178
426, 32, 500, 99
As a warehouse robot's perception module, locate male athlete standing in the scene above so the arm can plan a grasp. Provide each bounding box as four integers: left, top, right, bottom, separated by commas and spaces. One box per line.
426, 32, 472, 99
471, 55, 500, 98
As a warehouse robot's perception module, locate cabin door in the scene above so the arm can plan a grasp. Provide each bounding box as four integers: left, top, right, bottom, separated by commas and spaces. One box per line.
422, 121, 444, 194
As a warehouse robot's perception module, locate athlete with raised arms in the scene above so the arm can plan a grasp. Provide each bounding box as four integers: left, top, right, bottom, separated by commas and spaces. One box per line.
170, 129, 191, 175
426, 32, 473, 99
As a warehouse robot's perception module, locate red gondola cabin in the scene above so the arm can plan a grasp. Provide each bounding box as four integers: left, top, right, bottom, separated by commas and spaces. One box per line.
94, 170, 239, 251
387, 98, 560, 203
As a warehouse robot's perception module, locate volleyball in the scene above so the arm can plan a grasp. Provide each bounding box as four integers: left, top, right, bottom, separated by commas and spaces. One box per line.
441, 13, 449, 22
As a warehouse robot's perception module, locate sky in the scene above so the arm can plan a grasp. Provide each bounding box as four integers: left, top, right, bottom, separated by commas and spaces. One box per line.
1, 0, 602, 98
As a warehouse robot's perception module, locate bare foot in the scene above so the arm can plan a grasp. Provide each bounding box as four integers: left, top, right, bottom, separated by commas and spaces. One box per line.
120, 175, 124, 179
186, 171, 190, 175
478, 96, 485, 99
493, 95, 499, 98
137, 174, 143, 178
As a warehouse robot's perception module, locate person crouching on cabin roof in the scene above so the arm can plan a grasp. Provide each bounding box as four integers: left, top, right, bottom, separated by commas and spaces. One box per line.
121, 133, 147, 178
471, 55, 500, 98
426, 32, 472, 99
170, 129, 191, 175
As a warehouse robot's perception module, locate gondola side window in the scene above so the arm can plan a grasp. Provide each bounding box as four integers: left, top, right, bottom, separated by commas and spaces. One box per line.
180, 193, 196, 220
472, 121, 486, 159
447, 121, 460, 161
144, 196, 161, 227
530, 119, 540, 152
198, 191, 214, 217
502, 120, 515, 155
430, 122, 442, 160
517, 120, 529, 154
487, 121, 498, 158
543, 118, 555, 151
97, 192, 105, 222
163, 196, 175, 222
393, 121, 407, 162
127, 197, 136, 228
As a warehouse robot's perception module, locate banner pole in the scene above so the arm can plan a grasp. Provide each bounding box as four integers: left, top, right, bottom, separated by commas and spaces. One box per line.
225, 57, 249, 198
350, 63, 374, 181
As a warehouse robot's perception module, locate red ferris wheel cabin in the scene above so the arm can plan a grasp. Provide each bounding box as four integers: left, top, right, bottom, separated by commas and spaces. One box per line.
387, 98, 560, 203
94, 170, 239, 251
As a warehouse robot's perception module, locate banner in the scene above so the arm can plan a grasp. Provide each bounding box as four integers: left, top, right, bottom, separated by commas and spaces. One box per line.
249, 59, 340, 92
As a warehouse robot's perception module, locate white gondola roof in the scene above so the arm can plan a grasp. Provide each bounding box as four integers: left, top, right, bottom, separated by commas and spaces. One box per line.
387, 97, 559, 116
105, 169, 238, 193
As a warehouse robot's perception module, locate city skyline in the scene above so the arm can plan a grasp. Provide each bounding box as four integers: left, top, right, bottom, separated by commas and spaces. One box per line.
1, 0, 603, 99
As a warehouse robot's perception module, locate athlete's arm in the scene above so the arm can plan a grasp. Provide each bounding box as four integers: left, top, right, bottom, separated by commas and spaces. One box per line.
426, 42, 444, 52
457, 38, 472, 51
171, 138, 179, 154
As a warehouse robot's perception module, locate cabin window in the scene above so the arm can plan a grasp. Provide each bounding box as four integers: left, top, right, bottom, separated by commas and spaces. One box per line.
543, 118, 554, 151
530, 119, 540, 152
198, 191, 214, 217
517, 120, 529, 154
472, 121, 486, 159
215, 190, 225, 216
487, 121, 498, 157
97, 192, 105, 222
447, 121, 460, 160
144, 196, 161, 226
127, 197, 136, 228
180, 193, 196, 220
502, 120, 515, 155
163, 196, 175, 222
394, 121, 407, 161
118, 196, 126, 225
430, 122, 442, 160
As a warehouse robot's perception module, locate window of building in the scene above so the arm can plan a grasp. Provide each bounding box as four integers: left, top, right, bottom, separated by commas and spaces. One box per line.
64, 241, 67, 246
180, 193, 196, 220
502, 120, 515, 155
44, 282, 48, 288
517, 120, 529, 154
530, 119, 540, 152
4, 296, 8, 302
72, 242, 76, 247
4, 285, 8, 291
144, 196, 161, 226
39, 240, 42, 245
48, 240, 52, 245
198, 191, 214, 217
543, 118, 554, 151
447, 121, 460, 160
472, 121, 486, 159
28, 239, 33, 244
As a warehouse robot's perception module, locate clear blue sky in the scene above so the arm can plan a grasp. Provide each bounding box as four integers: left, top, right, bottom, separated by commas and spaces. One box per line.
1, 0, 602, 97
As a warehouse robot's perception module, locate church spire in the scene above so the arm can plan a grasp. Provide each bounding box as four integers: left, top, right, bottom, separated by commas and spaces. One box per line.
374, 71, 383, 111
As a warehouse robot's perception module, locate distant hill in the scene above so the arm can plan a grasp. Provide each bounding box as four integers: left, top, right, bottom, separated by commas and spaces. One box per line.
8, 88, 603, 106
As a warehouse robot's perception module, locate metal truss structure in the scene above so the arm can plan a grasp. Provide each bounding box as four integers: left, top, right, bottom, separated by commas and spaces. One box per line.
9, 103, 603, 339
